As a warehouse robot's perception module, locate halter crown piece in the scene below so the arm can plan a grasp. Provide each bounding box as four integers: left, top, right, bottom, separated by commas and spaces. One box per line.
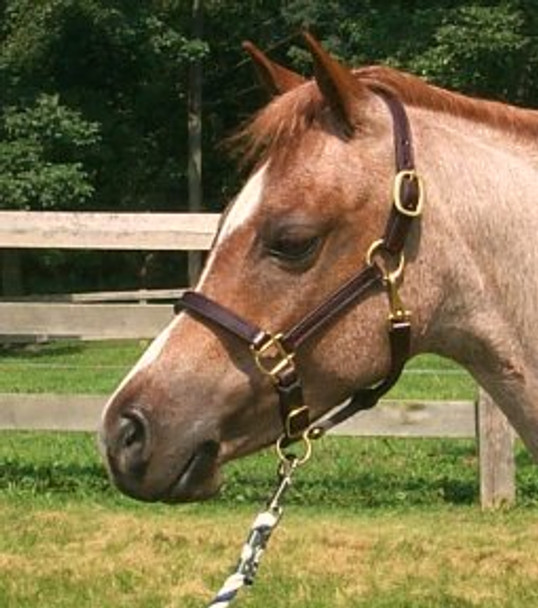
174, 86, 424, 448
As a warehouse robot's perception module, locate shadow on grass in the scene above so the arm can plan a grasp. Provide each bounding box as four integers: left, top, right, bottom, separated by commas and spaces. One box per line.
219, 467, 478, 510
0, 460, 113, 496
0, 341, 85, 360
3, 435, 537, 509
0, 457, 478, 508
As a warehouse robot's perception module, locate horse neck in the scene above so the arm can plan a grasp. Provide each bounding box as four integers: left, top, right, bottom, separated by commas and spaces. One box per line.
411, 105, 538, 380
406, 104, 538, 456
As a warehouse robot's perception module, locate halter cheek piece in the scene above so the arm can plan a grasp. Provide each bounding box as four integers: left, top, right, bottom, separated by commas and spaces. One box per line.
174, 87, 424, 445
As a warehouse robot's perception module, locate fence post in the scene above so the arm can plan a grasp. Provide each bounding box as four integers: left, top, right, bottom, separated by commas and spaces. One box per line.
187, 0, 204, 286
476, 388, 516, 509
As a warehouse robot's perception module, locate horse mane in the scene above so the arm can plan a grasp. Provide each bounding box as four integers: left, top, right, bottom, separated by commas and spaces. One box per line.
234, 65, 538, 163
358, 66, 538, 136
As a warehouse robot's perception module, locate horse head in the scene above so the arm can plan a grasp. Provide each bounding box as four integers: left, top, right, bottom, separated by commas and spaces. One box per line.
99, 34, 427, 502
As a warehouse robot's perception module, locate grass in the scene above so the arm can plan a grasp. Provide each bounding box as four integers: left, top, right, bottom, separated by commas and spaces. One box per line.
1, 340, 537, 606
0, 433, 479, 508
0, 340, 148, 394
0, 339, 477, 400
2, 501, 538, 607
1, 432, 538, 607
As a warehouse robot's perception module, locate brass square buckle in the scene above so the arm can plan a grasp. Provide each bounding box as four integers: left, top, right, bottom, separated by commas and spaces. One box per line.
393, 170, 424, 218
285, 405, 310, 440
250, 332, 295, 382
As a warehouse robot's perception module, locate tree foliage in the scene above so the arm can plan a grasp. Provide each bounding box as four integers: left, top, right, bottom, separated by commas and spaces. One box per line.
0, 0, 209, 212
0, 94, 99, 209
1, 0, 537, 291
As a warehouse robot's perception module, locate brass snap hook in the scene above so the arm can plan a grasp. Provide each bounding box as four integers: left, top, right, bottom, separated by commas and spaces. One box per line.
276, 431, 312, 467
385, 272, 410, 322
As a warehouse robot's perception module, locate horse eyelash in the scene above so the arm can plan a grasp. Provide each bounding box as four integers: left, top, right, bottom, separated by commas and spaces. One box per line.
266, 234, 320, 262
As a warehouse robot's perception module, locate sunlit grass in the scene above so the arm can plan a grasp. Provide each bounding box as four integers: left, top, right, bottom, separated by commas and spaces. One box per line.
0, 341, 477, 399
2, 499, 538, 607
0, 340, 147, 393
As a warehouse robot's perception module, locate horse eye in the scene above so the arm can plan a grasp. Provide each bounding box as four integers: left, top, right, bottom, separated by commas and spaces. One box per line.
267, 234, 320, 263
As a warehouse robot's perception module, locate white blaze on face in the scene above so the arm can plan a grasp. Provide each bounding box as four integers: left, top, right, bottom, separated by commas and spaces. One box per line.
101, 316, 180, 418
102, 165, 268, 422
195, 162, 268, 290
214, 163, 268, 245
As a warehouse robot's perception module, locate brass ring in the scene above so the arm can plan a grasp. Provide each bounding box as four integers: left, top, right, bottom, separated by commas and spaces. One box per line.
276, 431, 312, 467
366, 239, 405, 282
365, 238, 386, 267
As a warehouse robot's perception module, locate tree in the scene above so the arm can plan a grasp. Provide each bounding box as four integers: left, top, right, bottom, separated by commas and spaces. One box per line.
278, 0, 538, 106
1, 0, 537, 294
0, 0, 209, 213
0, 0, 208, 293
0, 94, 100, 210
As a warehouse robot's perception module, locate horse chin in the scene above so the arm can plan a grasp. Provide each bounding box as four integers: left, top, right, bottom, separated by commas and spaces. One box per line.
161, 439, 222, 503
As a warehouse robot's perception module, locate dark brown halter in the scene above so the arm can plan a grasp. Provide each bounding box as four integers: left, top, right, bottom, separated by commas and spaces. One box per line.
175, 87, 424, 445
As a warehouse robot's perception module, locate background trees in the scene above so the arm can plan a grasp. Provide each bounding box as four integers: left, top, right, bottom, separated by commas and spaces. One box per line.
1, 0, 537, 293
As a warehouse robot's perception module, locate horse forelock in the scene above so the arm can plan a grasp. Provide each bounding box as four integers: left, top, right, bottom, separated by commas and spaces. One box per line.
229, 80, 326, 167
231, 65, 538, 167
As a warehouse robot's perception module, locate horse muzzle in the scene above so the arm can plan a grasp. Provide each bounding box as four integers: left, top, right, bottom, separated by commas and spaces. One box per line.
99, 407, 222, 503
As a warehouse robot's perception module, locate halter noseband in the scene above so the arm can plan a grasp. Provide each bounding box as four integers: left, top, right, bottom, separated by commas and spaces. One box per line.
175, 87, 424, 445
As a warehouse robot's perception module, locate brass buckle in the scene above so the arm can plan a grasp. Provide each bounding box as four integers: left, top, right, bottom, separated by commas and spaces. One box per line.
285, 405, 310, 440
393, 170, 424, 218
250, 332, 295, 382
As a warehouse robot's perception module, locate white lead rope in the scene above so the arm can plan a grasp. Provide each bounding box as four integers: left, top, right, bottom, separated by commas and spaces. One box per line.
206, 456, 300, 607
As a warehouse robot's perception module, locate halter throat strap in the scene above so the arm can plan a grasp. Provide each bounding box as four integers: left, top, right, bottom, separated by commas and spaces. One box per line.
175, 87, 423, 443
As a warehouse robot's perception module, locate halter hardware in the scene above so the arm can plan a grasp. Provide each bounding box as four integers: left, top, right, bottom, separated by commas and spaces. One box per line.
249, 334, 311, 440
365, 238, 405, 280
175, 86, 423, 445
276, 430, 312, 467
284, 405, 310, 440
393, 169, 424, 218
250, 332, 295, 381
365, 236, 410, 324
386, 272, 411, 323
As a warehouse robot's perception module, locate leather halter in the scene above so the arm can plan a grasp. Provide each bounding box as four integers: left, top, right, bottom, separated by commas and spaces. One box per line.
175, 87, 424, 445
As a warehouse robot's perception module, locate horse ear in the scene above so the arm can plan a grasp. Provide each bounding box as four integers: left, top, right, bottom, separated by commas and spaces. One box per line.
243, 41, 305, 97
303, 31, 368, 136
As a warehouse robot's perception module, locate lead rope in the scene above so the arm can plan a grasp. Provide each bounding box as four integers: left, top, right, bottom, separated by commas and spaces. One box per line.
206, 434, 313, 607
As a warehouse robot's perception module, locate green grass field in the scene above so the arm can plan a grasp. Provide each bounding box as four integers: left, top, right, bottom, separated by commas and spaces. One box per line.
1, 341, 537, 607
0, 339, 477, 400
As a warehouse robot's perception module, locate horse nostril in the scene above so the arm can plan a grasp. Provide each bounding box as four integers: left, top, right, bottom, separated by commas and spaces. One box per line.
116, 410, 152, 474
120, 415, 144, 448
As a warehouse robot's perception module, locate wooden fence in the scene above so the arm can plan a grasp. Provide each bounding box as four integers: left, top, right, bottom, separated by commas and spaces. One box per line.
0, 211, 517, 508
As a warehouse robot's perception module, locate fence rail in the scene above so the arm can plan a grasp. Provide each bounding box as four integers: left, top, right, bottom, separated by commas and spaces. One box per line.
0, 210, 219, 250
0, 210, 517, 508
0, 395, 476, 437
0, 302, 173, 340
0, 288, 185, 303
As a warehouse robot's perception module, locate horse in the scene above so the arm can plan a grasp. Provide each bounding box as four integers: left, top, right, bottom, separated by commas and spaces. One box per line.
99, 33, 538, 503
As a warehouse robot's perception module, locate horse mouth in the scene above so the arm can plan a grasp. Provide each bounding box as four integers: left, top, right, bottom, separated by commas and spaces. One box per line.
162, 440, 221, 503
